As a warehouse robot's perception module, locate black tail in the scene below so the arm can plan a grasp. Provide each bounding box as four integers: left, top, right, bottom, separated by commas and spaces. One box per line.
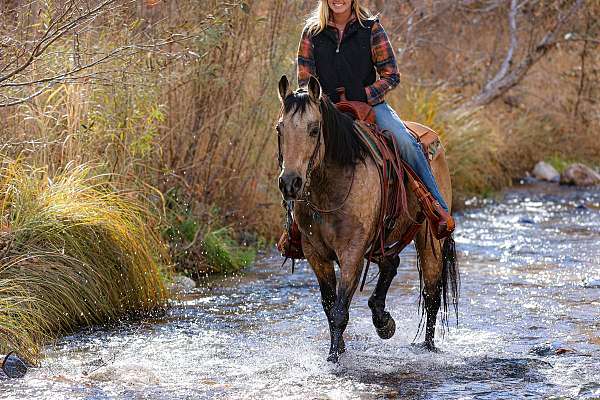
441, 235, 460, 327
414, 233, 460, 342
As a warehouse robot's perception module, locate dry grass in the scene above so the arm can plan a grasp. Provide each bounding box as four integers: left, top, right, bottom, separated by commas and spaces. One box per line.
388, 85, 507, 204
0, 159, 169, 363
0, 0, 598, 241
0, 0, 300, 241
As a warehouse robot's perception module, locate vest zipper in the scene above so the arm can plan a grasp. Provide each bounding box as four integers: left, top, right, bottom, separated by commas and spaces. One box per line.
333, 18, 352, 52
336, 29, 343, 53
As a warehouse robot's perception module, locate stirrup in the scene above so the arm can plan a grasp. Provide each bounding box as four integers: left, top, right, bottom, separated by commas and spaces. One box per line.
402, 162, 454, 240
276, 222, 304, 260
430, 201, 455, 240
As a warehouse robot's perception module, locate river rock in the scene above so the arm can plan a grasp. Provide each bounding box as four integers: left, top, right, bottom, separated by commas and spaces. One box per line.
169, 275, 196, 292
0, 353, 28, 378
530, 341, 574, 356
560, 163, 600, 186
532, 162, 560, 182
583, 277, 600, 288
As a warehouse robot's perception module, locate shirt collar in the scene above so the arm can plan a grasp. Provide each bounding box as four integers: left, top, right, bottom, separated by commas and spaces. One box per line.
327, 13, 357, 29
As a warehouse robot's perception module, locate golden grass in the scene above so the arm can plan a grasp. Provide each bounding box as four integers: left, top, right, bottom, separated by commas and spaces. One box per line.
388, 85, 509, 204
0, 159, 169, 363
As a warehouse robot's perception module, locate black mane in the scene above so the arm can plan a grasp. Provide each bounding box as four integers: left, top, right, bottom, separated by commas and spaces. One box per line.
283, 90, 367, 167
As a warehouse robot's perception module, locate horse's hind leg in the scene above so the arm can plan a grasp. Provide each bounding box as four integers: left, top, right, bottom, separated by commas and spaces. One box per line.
368, 255, 399, 339
415, 229, 443, 351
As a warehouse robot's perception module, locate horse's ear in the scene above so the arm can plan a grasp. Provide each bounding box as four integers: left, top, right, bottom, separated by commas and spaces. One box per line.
278, 75, 292, 102
308, 76, 321, 102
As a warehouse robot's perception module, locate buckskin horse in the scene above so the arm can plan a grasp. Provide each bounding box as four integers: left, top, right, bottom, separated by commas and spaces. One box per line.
276, 75, 459, 363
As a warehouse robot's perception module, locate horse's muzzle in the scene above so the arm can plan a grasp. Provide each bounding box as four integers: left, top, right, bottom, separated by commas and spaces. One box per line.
279, 173, 303, 200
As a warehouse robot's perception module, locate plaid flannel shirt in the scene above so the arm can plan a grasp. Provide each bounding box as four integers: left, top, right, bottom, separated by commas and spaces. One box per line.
297, 17, 400, 106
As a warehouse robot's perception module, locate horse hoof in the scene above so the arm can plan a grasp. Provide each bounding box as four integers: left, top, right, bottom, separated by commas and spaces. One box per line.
425, 342, 439, 353
327, 352, 339, 363
376, 316, 396, 340
414, 341, 439, 353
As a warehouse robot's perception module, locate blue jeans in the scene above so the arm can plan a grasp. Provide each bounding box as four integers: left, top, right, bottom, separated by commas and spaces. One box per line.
373, 102, 449, 211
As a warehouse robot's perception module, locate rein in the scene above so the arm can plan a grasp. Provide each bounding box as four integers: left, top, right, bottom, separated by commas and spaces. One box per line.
298, 169, 355, 214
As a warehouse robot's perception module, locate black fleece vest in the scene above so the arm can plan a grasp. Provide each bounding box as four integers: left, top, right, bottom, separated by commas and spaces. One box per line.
312, 18, 376, 104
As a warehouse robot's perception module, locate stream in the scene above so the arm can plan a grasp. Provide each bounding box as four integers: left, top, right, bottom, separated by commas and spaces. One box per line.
1, 183, 599, 399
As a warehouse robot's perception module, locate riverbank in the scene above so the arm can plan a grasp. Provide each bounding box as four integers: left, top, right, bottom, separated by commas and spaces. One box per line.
0, 161, 169, 364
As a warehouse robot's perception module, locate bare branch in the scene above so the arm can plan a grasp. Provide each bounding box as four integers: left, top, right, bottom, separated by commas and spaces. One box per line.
0, 0, 122, 84
460, 0, 585, 110
483, 0, 519, 93
1, 30, 208, 90
0, 84, 53, 108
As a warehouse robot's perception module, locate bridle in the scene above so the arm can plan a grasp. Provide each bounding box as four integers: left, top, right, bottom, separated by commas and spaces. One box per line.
277, 112, 355, 216
277, 114, 354, 272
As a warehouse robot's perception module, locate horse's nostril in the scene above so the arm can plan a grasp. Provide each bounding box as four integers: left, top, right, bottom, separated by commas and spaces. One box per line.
279, 174, 302, 198
292, 177, 302, 192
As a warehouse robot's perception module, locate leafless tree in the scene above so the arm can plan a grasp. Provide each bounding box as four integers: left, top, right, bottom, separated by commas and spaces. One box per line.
0, 0, 214, 108
462, 0, 586, 109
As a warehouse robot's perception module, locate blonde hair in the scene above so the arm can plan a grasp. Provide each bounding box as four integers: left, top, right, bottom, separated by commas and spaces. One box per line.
306, 0, 373, 35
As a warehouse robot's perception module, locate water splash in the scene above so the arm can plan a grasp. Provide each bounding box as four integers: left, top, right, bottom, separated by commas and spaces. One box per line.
0, 183, 598, 399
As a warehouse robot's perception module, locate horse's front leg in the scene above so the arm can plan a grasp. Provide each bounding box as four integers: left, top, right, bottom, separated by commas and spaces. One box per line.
303, 240, 344, 356
328, 247, 365, 363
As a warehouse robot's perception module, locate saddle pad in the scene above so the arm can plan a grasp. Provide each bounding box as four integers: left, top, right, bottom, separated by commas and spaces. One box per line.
354, 121, 385, 166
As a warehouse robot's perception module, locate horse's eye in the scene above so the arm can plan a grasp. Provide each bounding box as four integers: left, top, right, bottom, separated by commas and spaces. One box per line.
309, 126, 319, 138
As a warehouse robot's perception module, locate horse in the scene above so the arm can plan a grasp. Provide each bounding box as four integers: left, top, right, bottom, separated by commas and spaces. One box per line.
276, 75, 459, 363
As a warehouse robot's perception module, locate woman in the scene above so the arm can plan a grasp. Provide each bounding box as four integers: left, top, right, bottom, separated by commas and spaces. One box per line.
296, 0, 454, 238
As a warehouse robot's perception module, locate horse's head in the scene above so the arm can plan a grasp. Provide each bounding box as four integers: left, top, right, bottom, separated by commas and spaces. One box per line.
276, 75, 325, 201
276, 75, 367, 201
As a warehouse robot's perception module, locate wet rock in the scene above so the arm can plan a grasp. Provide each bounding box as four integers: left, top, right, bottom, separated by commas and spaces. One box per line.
532, 162, 560, 182
583, 278, 600, 288
518, 216, 535, 224
530, 341, 574, 356
560, 163, 600, 186
1, 352, 28, 378
169, 275, 196, 292
519, 172, 539, 185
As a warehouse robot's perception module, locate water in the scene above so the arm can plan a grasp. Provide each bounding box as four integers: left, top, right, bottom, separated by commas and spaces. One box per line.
1, 183, 599, 399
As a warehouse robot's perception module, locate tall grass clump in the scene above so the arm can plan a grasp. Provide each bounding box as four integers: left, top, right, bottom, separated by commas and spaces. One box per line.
0, 160, 169, 363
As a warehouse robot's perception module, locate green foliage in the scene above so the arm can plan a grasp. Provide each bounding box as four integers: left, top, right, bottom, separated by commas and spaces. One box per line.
162, 186, 257, 277
0, 159, 169, 363
201, 227, 255, 274
546, 155, 576, 173
163, 187, 199, 245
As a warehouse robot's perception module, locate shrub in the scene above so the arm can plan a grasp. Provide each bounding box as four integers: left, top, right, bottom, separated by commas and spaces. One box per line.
0, 160, 169, 363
